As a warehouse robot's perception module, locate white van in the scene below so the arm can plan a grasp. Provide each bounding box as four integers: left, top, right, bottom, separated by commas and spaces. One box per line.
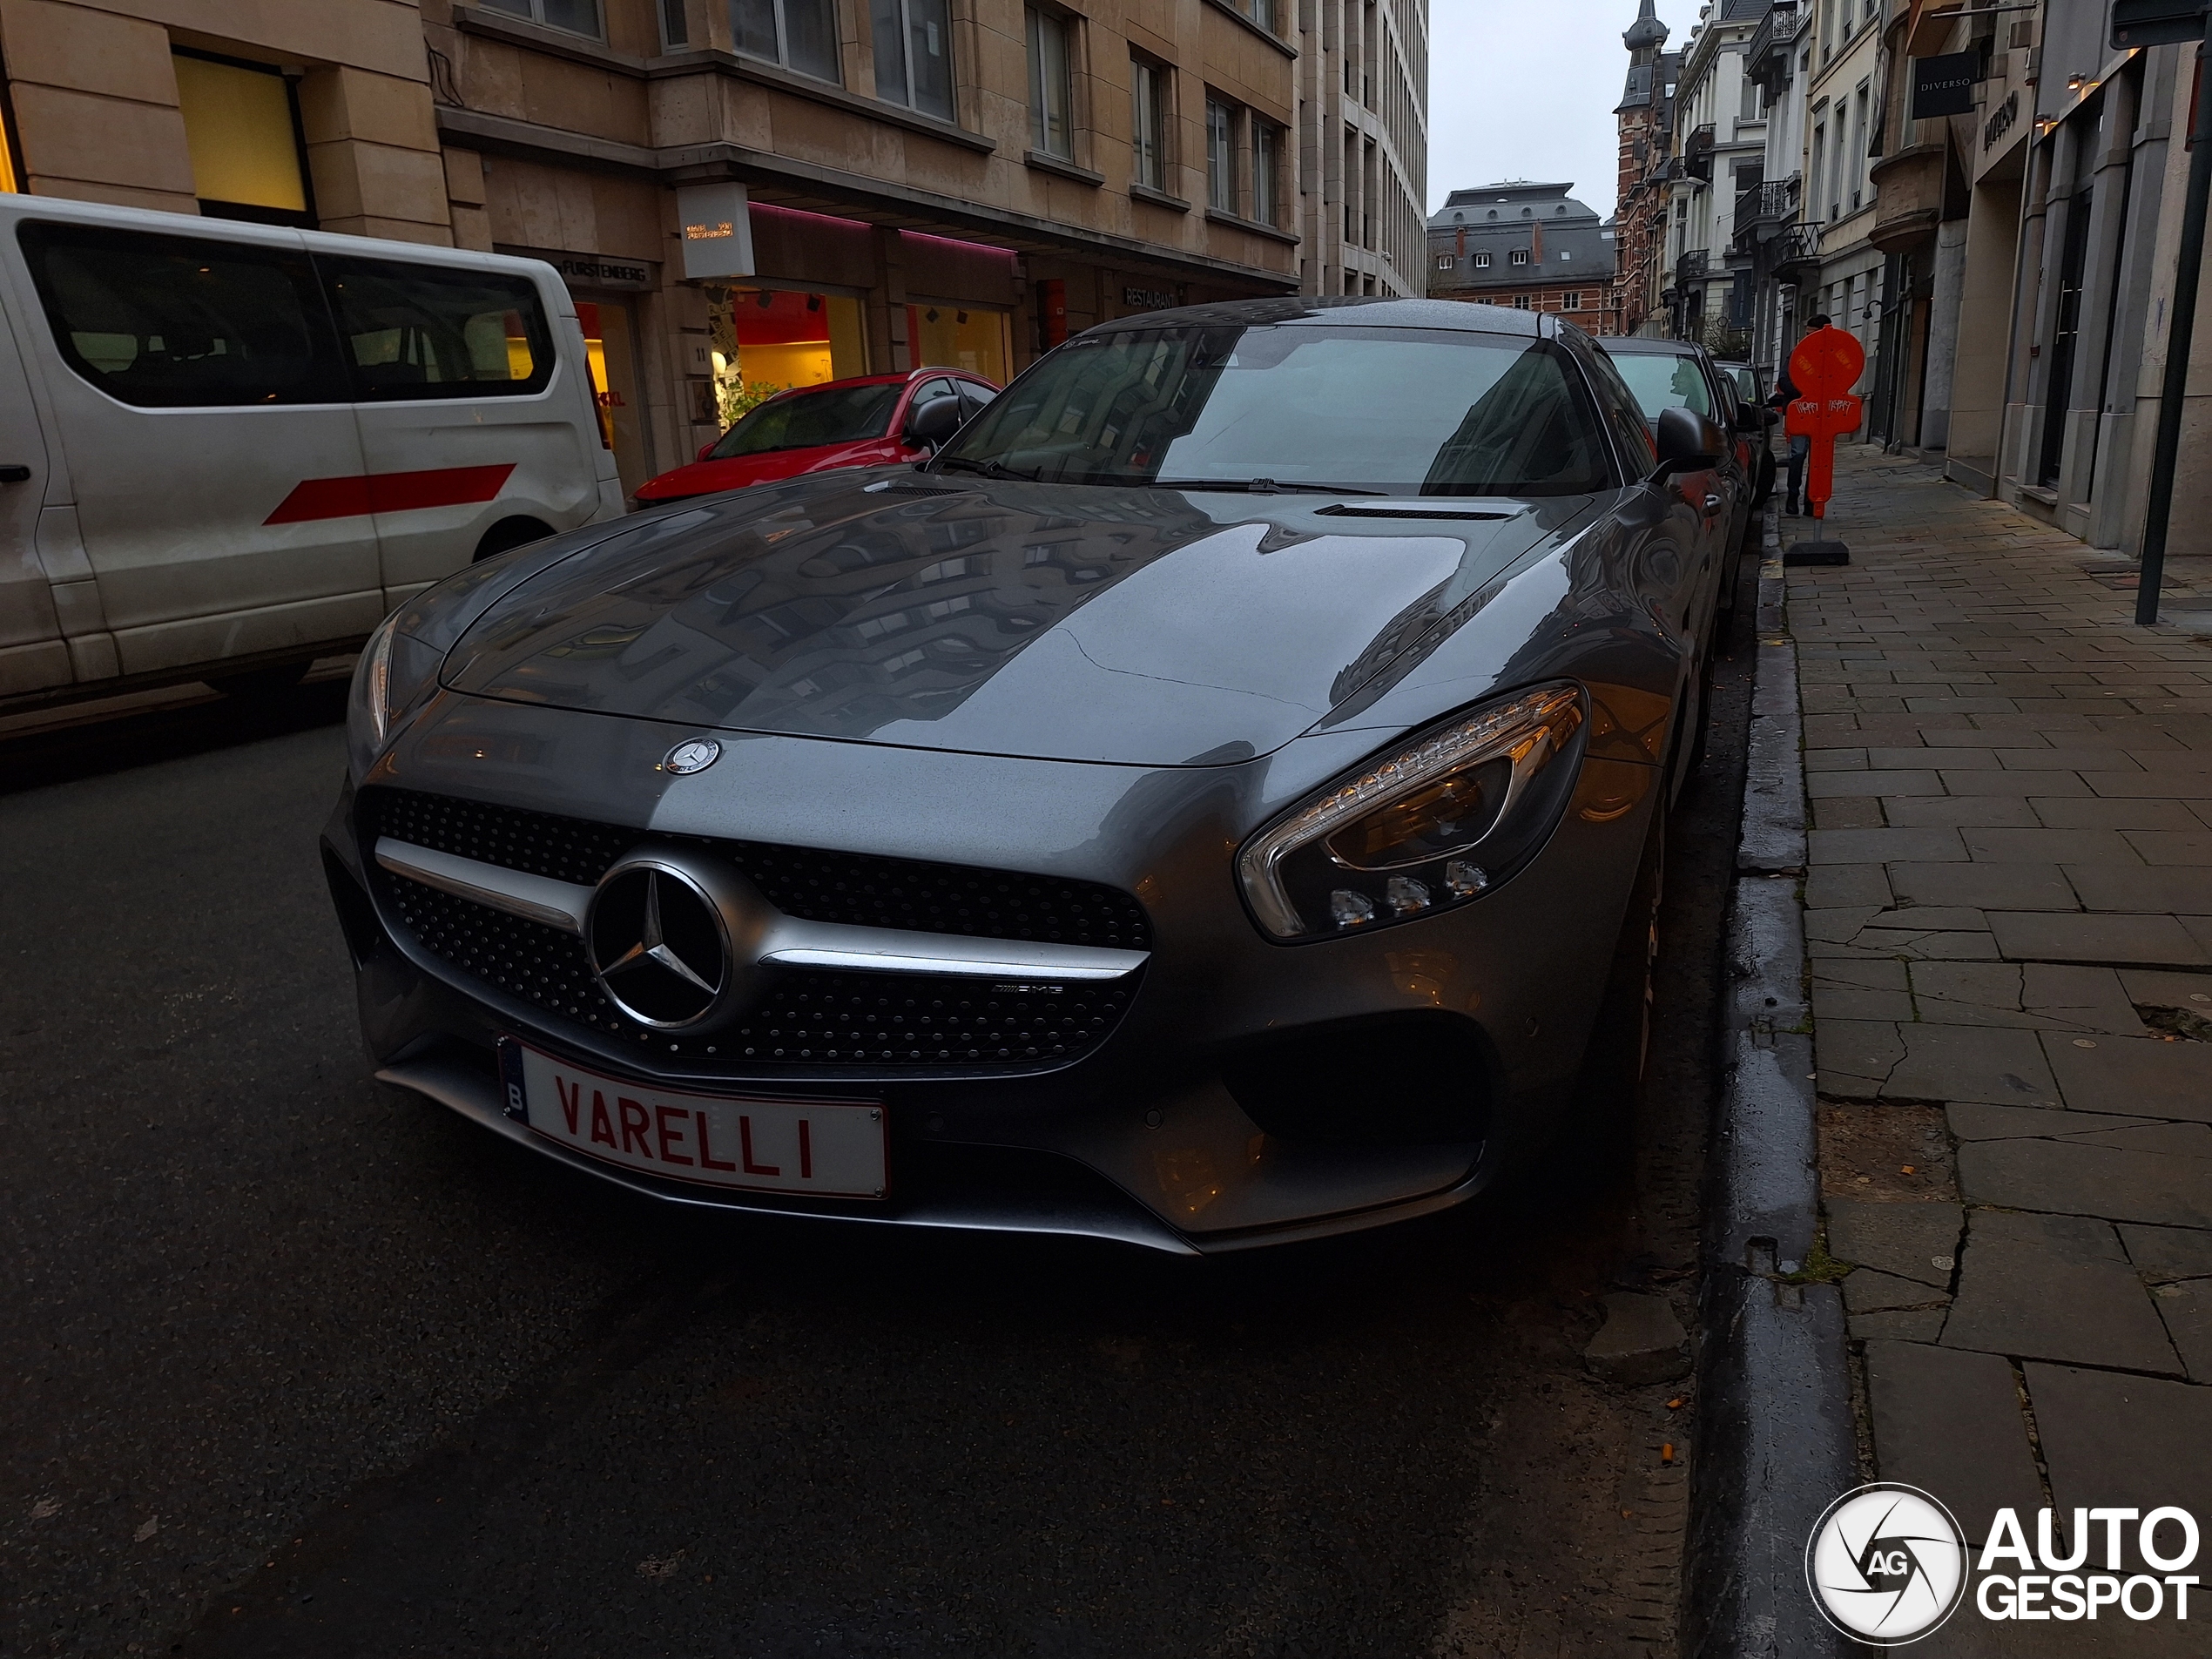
0, 194, 624, 708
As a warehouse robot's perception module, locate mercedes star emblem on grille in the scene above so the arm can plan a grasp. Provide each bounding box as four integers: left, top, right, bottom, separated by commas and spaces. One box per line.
663, 738, 722, 776
586, 860, 730, 1028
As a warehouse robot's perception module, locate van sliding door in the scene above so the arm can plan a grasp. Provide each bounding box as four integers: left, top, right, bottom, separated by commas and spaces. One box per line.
11, 220, 377, 679
0, 295, 66, 697
319, 254, 599, 596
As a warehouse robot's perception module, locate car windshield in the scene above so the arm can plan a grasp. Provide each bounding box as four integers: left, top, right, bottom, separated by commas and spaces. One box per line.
707, 381, 902, 459
932, 325, 1613, 496
1604, 350, 1714, 422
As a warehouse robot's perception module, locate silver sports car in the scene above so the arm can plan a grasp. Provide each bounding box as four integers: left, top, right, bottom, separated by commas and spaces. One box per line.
322, 298, 1733, 1253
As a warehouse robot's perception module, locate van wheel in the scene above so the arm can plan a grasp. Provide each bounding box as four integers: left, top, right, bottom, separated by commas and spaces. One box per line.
205, 662, 308, 701
474, 516, 554, 563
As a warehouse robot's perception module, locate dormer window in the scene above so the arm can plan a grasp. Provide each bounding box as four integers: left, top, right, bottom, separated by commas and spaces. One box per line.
1474, 251, 1492, 267
1510, 248, 1530, 266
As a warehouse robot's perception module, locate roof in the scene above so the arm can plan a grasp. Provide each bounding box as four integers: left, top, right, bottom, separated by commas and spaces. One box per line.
1429, 182, 1602, 233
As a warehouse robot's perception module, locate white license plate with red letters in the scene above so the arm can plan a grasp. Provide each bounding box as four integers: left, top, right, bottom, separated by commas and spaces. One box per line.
498, 1039, 887, 1198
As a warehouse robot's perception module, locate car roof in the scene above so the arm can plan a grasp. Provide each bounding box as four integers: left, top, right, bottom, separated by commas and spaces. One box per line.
763, 369, 994, 398
1598, 336, 1707, 357
1087, 294, 1559, 341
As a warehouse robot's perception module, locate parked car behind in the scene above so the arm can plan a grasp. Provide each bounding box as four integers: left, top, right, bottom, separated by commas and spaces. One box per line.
1598, 336, 1764, 540
633, 370, 999, 504
0, 194, 623, 710
1711, 358, 1778, 508
326, 297, 1737, 1254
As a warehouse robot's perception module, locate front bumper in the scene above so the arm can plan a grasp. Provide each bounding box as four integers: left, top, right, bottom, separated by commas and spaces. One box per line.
323, 691, 1660, 1253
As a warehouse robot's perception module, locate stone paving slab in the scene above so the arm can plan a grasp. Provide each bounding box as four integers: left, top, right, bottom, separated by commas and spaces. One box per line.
1958, 1114, 2212, 1228
1942, 1210, 2182, 1373
2040, 1031, 2212, 1119
1863, 1342, 2044, 1547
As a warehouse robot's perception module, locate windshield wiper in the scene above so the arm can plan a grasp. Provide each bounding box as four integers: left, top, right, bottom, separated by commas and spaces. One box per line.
934, 455, 1034, 481
1146, 478, 1386, 496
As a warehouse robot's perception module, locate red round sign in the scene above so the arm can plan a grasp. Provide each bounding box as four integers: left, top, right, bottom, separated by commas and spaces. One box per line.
1790, 326, 1866, 399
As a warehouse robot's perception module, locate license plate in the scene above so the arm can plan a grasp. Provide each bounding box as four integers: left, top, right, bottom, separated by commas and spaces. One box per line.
498, 1039, 887, 1199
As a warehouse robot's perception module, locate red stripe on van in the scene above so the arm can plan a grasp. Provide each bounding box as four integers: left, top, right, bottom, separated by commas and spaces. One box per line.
264, 463, 516, 524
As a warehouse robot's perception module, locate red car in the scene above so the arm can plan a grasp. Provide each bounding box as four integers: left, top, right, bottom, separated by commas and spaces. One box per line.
634, 369, 1000, 503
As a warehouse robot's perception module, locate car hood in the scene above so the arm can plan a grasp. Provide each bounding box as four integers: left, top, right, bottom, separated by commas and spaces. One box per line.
443, 470, 1592, 766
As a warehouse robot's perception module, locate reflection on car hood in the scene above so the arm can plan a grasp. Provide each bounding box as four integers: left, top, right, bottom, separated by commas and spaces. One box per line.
444, 470, 1588, 765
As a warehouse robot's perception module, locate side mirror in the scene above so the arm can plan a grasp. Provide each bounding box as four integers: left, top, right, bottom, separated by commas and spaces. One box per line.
1760, 407, 1782, 428
697, 441, 717, 462
904, 394, 964, 449
1648, 405, 1727, 482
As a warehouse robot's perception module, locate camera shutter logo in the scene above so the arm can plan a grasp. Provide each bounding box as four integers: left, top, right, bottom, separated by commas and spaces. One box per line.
1806, 1483, 1969, 1643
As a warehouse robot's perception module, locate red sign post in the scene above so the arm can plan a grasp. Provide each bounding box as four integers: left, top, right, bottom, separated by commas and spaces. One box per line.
1783, 326, 1865, 523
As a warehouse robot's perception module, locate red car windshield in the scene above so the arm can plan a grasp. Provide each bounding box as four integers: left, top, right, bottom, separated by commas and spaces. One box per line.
706, 382, 904, 459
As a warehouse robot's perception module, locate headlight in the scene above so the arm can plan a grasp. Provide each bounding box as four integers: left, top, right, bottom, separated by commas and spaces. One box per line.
347, 610, 446, 768
1237, 683, 1587, 941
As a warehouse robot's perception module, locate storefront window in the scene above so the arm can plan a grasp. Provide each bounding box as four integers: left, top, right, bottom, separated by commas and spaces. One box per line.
873, 0, 954, 119
713, 287, 868, 426
172, 51, 310, 226
907, 302, 1008, 383
577, 299, 647, 496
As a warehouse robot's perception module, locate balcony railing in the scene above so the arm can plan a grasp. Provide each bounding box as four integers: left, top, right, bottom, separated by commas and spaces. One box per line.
1676, 249, 1711, 283
1685, 123, 1716, 183
1732, 173, 1800, 246
1770, 219, 1823, 278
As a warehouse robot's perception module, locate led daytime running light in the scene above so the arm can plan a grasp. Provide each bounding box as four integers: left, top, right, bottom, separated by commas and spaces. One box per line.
1238, 682, 1584, 939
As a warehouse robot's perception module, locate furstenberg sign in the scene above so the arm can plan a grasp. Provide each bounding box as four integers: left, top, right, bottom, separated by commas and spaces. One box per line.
1807, 1485, 2201, 1642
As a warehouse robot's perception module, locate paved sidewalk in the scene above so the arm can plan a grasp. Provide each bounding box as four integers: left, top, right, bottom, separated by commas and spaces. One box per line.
1791, 448, 2212, 1655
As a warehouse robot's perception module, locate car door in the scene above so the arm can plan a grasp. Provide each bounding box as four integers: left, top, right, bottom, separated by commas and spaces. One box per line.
0, 296, 67, 697
319, 251, 601, 597
10, 217, 378, 678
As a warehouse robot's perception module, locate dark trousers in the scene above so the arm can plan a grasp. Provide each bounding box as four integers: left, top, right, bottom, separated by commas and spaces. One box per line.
1784, 435, 1810, 508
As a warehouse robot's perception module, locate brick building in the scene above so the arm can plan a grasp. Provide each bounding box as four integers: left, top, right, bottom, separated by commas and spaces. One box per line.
1425, 180, 1615, 331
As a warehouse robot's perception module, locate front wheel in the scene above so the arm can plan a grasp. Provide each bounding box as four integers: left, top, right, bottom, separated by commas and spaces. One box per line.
1570, 792, 1667, 1160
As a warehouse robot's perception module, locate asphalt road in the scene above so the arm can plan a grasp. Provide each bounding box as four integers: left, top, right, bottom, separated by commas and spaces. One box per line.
1, 580, 1753, 1658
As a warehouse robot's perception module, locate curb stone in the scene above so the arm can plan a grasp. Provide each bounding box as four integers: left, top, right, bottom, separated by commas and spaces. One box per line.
1683, 523, 1858, 1658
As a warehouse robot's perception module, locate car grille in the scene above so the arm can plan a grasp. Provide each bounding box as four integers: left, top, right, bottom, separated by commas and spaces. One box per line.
362, 788, 1146, 1073
362, 786, 1150, 950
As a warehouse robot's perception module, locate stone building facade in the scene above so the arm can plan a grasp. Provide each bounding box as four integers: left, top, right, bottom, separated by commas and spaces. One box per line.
1611, 0, 1676, 335
0, 0, 1306, 495
1292, 0, 1425, 296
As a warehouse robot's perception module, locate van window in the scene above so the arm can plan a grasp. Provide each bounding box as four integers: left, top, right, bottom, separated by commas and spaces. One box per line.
320, 257, 553, 401
16, 220, 347, 407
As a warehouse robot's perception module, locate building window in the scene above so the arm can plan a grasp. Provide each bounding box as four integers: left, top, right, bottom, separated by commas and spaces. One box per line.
1514, 294, 1530, 309
172, 51, 312, 226
482, 0, 604, 36
874, 0, 954, 118
733, 0, 840, 80
1205, 97, 1233, 212
1473, 251, 1491, 268
659, 0, 689, 46
1509, 248, 1530, 266
1130, 57, 1166, 189
1251, 120, 1282, 226
1027, 8, 1075, 158
1558, 249, 1572, 260
1563, 291, 1582, 309
1436, 253, 1457, 270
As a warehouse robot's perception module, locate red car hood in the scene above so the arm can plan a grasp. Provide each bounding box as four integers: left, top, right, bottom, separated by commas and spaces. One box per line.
635, 441, 891, 502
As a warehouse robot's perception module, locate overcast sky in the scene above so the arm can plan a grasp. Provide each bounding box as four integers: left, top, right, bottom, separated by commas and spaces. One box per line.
1426, 0, 1689, 221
